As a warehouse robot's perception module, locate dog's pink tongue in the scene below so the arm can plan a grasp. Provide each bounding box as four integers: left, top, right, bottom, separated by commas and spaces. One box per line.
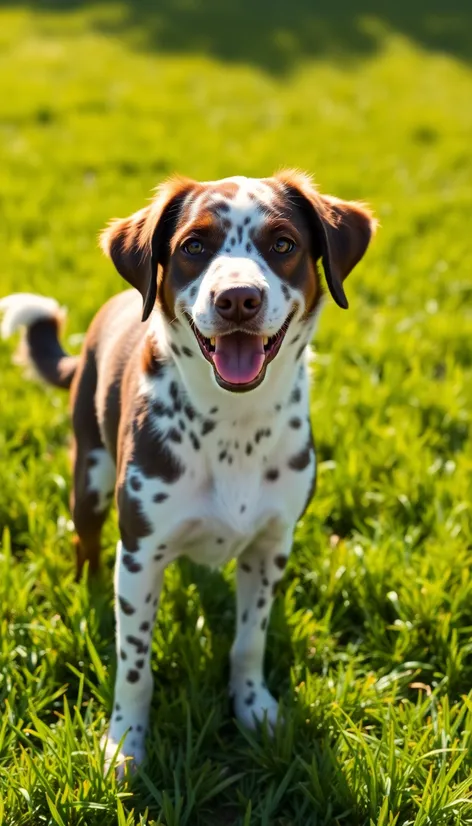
212, 332, 265, 385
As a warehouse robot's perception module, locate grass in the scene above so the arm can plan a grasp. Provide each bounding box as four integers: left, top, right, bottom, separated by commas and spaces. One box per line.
0, 1, 472, 823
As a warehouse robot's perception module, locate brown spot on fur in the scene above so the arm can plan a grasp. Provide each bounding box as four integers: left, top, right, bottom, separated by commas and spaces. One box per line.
142, 337, 164, 376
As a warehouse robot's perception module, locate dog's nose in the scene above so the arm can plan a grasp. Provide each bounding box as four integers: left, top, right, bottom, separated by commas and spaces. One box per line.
215, 286, 263, 322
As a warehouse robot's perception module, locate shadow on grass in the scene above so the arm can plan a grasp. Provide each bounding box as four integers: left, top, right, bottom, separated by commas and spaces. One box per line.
1, 0, 472, 73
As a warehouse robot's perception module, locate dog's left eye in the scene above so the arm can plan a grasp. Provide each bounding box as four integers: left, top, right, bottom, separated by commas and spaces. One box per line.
183, 239, 205, 256
272, 237, 294, 255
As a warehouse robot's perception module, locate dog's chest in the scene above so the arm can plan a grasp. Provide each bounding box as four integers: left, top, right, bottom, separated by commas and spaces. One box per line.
126, 365, 315, 565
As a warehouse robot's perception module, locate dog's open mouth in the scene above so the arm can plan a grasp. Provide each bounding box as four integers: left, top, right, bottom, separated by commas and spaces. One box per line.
188, 311, 294, 391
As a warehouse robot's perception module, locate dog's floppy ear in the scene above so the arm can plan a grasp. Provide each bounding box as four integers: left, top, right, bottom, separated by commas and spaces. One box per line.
276, 170, 377, 309
100, 176, 197, 321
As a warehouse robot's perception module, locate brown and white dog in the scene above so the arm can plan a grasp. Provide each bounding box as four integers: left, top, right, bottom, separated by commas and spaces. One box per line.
0, 170, 376, 773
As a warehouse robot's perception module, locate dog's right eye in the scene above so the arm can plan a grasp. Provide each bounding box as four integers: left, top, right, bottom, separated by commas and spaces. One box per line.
183, 239, 204, 256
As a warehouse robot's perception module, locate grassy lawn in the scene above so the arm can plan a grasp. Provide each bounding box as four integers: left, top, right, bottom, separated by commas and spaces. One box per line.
1, 2, 472, 823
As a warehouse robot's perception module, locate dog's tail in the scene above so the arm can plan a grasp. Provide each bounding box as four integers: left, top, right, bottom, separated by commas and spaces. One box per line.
0, 293, 79, 390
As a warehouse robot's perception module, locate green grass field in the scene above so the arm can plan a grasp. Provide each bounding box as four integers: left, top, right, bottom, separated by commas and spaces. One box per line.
1, 2, 472, 823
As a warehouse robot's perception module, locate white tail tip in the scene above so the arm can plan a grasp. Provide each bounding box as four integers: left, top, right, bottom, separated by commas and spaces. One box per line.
0, 293, 64, 339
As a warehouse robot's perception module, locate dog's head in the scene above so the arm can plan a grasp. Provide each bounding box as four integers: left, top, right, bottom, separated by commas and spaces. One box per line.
101, 171, 376, 393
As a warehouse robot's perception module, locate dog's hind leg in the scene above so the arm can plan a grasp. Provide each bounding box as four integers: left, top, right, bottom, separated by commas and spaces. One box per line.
70, 350, 115, 577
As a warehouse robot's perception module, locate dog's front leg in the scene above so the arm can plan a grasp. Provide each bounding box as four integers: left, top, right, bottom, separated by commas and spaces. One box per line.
103, 536, 165, 775
230, 520, 293, 730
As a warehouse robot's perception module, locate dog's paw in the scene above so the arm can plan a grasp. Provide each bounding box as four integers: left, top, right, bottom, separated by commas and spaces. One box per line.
232, 682, 280, 732
101, 719, 147, 779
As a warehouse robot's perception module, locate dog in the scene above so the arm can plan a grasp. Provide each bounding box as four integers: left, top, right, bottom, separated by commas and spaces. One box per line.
0, 170, 376, 774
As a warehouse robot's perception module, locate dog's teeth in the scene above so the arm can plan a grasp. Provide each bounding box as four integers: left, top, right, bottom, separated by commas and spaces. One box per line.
210, 338, 216, 346
263, 337, 269, 346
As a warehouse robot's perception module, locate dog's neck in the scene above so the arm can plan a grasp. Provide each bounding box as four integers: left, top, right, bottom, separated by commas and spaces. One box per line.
147, 308, 319, 425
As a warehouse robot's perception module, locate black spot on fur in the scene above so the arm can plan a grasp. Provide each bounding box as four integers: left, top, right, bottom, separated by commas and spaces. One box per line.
153, 492, 169, 503
237, 225, 243, 243
246, 679, 254, 687
245, 692, 256, 706
217, 537, 224, 544
190, 286, 197, 298
240, 562, 251, 573
261, 617, 267, 631
120, 649, 127, 660
201, 420, 216, 436
275, 404, 282, 412
290, 333, 301, 345
190, 432, 200, 450
281, 284, 291, 301
179, 418, 186, 431
135, 659, 144, 669
262, 577, 269, 587
127, 669, 140, 683
265, 468, 279, 482
154, 553, 163, 561
257, 598, 266, 609
296, 344, 306, 361
168, 427, 182, 443
289, 417, 302, 429
123, 554, 142, 573
126, 635, 145, 652
158, 543, 166, 550
130, 476, 142, 492
115, 715, 123, 722
182, 346, 193, 358
209, 406, 218, 414
140, 622, 150, 632
290, 386, 301, 404
246, 443, 253, 455
185, 403, 196, 421
246, 242, 252, 253
153, 400, 172, 418
241, 610, 248, 623
118, 597, 135, 615
145, 592, 152, 603
274, 555, 287, 569
87, 454, 98, 467
170, 342, 180, 357
288, 442, 312, 471
240, 504, 246, 513
219, 450, 227, 461
115, 703, 121, 711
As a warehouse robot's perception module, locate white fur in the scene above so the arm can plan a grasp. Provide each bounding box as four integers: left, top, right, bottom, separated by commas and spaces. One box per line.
0, 293, 64, 339
102, 178, 321, 772
87, 449, 116, 513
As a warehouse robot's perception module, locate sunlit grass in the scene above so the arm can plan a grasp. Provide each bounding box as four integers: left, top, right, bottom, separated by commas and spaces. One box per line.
0, 2, 471, 823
